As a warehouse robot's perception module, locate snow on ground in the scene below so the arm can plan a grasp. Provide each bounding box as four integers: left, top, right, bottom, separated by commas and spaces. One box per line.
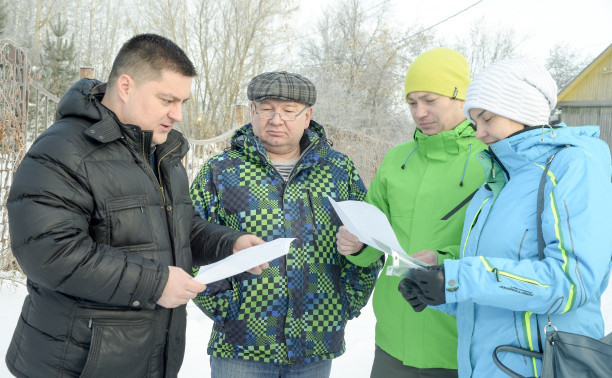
1, 275, 611, 378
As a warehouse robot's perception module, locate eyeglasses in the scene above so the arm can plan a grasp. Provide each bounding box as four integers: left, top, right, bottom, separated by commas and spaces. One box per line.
254, 103, 308, 121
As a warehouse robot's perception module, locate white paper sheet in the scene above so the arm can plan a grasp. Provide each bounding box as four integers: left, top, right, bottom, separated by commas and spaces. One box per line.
194, 238, 295, 284
328, 197, 428, 269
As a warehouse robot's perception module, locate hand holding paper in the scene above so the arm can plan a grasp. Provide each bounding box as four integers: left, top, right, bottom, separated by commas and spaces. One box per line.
327, 197, 429, 273
158, 266, 207, 308
233, 234, 268, 274
336, 225, 365, 255
194, 238, 295, 285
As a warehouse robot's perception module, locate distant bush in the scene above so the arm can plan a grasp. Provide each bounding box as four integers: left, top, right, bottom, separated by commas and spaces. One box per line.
325, 124, 399, 188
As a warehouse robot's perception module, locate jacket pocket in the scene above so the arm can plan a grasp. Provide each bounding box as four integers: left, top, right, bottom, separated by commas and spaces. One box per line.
106, 195, 156, 250
480, 256, 550, 288
69, 307, 156, 378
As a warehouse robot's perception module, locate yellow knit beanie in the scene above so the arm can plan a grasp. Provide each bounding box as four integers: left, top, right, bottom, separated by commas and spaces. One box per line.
404, 48, 471, 101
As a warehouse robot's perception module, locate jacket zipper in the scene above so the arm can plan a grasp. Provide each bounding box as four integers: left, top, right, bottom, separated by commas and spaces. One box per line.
141, 132, 166, 204
249, 134, 320, 363
280, 141, 318, 363
486, 148, 510, 181
440, 188, 479, 221
156, 140, 182, 204
145, 136, 181, 373
517, 229, 528, 261
461, 197, 489, 258
306, 188, 317, 241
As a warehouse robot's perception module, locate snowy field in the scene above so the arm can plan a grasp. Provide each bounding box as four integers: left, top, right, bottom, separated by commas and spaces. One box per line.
1, 275, 611, 377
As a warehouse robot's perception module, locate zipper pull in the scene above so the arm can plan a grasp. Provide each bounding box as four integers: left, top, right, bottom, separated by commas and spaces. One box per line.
88, 318, 93, 328
492, 268, 501, 282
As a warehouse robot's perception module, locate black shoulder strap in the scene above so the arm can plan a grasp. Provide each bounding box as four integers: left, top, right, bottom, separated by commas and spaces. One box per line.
537, 156, 553, 260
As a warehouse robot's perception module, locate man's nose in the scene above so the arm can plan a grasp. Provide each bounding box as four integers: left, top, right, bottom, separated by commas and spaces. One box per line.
413, 103, 427, 118
169, 103, 183, 123
269, 112, 283, 124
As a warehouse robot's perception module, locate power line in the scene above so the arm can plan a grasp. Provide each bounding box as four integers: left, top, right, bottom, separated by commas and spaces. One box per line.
263, 0, 392, 49
367, 0, 485, 55
295, 0, 485, 69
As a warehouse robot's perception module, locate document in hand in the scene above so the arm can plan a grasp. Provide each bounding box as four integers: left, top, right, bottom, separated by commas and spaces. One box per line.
328, 197, 429, 273
194, 238, 295, 284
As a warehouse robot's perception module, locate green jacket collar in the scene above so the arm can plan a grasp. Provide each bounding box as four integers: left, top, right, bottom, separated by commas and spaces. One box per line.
413, 119, 475, 161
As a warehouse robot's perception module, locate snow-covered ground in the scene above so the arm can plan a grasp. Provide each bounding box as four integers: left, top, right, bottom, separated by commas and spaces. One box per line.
1, 275, 611, 378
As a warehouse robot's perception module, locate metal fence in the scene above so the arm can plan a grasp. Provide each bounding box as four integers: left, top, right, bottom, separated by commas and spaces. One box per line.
183, 127, 238, 182
0, 42, 31, 270
28, 81, 60, 142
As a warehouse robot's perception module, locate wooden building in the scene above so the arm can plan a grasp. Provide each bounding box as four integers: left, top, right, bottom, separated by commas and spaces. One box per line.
557, 43, 612, 150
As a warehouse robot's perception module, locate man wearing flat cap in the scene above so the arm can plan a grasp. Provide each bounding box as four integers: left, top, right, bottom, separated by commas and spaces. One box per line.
190, 71, 383, 377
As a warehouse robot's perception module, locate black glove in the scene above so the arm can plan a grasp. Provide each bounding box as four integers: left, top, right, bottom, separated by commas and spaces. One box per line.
397, 278, 427, 312
398, 264, 446, 312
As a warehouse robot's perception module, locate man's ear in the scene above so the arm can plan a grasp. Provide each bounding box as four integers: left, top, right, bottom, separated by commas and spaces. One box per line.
116, 74, 134, 103
303, 106, 313, 129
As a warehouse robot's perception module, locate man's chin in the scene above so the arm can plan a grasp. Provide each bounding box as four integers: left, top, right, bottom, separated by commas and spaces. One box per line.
419, 128, 438, 136
152, 135, 169, 145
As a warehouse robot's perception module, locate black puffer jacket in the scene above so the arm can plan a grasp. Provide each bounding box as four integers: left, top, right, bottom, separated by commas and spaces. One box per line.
5, 79, 243, 377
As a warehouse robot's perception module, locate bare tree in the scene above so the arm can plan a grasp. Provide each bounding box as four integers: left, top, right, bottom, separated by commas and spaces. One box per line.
2, 0, 300, 139
67, 0, 134, 83
184, 0, 298, 139
451, 17, 526, 76
2, 0, 130, 85
0, 0, 7, 36
300, 0, 433, 139
4, 0, 71, 62
135, 0, 298, 138
545, 42, 590, 91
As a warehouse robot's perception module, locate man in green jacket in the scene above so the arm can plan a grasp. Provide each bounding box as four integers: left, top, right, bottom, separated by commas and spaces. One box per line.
336, 48, 486, 377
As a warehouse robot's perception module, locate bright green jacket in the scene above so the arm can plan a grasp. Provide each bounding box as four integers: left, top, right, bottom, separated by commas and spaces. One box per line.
348, 120, 485, 369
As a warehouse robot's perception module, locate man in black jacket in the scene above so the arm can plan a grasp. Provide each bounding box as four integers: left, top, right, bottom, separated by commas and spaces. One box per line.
5, 33, 265, 377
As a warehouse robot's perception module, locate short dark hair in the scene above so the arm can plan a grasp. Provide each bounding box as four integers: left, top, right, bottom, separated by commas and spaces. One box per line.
107, 33, 197, 88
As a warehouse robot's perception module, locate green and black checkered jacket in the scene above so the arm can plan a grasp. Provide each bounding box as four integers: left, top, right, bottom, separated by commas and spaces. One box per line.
190, 121, 383, 365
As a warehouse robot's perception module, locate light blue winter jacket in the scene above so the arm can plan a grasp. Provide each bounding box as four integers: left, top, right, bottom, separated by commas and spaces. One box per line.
436, 125, 612, 377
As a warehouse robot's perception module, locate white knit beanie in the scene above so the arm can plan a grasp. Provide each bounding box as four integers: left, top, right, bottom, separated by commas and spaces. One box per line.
464, 59, 558, 127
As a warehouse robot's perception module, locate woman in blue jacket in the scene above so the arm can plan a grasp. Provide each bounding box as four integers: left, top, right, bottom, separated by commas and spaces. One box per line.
398, 59, 612, 377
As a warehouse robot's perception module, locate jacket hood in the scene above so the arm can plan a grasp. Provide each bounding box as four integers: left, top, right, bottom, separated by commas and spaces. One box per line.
56, 78, 106, 123
54, 78, 189, 158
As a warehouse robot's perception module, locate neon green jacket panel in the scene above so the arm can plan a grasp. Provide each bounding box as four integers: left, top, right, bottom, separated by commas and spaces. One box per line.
355, 121, 486, 369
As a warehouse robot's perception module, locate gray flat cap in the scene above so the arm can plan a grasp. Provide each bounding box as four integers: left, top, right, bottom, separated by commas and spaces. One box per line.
247, 71, 316, 106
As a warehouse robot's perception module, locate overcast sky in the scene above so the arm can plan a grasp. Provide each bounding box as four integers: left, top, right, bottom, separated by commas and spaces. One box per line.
298, 0, 612, 63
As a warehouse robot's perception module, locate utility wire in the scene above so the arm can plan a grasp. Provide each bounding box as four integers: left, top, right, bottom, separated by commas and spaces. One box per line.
367, 0, 485, 55
295, 0, 485, 69
263, 0, 392, 48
